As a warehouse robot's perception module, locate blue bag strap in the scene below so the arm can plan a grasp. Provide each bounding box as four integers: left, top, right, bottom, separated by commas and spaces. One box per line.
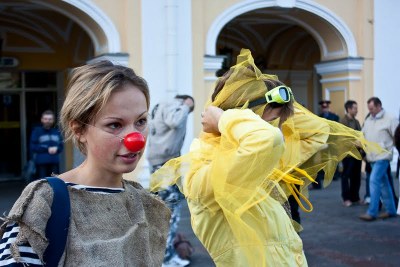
43, 177, 71, 266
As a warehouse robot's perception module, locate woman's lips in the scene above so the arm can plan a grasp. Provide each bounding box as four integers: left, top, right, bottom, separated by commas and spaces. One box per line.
119, 152, 140, 163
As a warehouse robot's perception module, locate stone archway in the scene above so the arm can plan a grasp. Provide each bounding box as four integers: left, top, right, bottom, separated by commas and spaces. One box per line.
203, 0, 362, 116
206, 0, 357, 59
36, 0, 121, 56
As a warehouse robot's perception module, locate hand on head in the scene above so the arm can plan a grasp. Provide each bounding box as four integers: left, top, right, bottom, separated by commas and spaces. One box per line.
201, 106, 223, 134
183, 98, 195, 111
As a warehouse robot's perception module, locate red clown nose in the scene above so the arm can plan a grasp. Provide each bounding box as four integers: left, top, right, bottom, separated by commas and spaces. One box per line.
123, 132, 146, 152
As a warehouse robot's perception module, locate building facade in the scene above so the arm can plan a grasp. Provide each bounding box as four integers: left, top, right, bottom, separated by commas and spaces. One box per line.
0, 0, 398, 185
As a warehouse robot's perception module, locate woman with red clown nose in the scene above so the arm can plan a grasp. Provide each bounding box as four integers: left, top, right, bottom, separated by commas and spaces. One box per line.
0, 61, 170, 266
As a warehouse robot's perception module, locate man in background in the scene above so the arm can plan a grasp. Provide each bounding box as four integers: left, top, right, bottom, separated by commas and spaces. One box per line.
340, 100, 362, 207
29, 110, 63, 179
313, 100, 340, 189
319, 100, 339, 122
147, 94, 195, 267
359, 97, 398, 221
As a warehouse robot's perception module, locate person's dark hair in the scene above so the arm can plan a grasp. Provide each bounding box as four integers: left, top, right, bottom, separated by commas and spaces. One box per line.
262, 80, 294, 126
211, 69, 233, 102
211, 69, 294, 127
42, 110, 55, 117
175, 95, 195, 112
344, 100, 357, 113
367, 97, 382, 107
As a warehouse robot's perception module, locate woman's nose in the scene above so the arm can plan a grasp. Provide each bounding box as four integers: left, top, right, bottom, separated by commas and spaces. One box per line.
123, 132, 146, 152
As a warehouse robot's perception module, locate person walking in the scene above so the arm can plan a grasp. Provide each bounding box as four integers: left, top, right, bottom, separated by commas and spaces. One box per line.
29, 110, 63, 179
340, 100, 362, 207
359, 97, 399, 221
147, 94, 195, 267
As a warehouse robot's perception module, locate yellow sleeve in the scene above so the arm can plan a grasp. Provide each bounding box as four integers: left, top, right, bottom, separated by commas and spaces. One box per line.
214, 109, 285, 191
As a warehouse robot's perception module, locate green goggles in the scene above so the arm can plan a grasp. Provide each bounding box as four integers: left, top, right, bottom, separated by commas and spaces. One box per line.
247, 86, 293, 108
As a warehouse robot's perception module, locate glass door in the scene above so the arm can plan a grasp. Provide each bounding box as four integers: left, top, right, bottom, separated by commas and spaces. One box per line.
0, 92, 22, 180
0, 71, 59, 181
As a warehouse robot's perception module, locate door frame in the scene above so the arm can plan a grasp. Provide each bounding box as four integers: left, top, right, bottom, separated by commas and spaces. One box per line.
0, 71, 63, 181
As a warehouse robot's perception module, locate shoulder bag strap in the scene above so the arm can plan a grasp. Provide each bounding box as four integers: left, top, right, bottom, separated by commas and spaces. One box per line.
43, 177, 71, 266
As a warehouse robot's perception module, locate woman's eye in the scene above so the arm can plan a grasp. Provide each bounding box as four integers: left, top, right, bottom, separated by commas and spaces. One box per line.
108, 122, 122, 130
136, 118, 148, 128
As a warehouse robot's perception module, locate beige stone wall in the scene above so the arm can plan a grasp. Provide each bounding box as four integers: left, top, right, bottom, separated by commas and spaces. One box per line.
85, 0, 374, 131
90, 0, 143, 72
191, 0, 374, 123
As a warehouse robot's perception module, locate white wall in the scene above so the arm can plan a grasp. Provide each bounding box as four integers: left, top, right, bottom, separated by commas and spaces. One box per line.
374, 0, 400, 118
140, 0, 193, 186
374, 0, 400, 170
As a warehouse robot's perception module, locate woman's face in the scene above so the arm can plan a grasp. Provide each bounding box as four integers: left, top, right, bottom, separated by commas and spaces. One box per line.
80, 84, 148, 177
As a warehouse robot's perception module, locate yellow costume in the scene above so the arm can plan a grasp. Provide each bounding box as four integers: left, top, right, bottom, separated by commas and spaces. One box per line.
151, 49, 380, 266
186, 108, 307, 266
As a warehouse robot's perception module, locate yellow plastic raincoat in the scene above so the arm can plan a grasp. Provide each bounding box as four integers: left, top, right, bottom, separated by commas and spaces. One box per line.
151, 48, 381, 267
184, 108, 307, 266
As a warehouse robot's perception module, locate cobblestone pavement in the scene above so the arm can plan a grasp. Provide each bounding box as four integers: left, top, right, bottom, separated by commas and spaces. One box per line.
1, 176, 399, 267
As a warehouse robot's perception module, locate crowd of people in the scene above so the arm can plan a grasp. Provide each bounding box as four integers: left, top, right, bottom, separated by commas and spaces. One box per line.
314, 97, 399, 222
0, 48, 399, 266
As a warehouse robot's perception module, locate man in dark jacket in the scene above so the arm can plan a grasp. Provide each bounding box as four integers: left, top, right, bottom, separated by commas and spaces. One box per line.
340, 100, 362, 207
319, 100, 340, 122
312, 100, 340, 188
30, 110, 63, 179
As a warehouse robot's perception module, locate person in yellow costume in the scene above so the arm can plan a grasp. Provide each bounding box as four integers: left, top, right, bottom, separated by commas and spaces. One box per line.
151, 49, 379, 266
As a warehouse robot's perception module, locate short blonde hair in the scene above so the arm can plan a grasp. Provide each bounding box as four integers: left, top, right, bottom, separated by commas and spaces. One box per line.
60, 60, 150, 154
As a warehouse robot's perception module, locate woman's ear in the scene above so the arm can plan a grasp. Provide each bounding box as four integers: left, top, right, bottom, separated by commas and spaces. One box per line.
70, 120, 86, 143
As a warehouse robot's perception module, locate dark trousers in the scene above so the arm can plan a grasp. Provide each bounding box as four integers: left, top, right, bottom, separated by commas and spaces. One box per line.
313, 171, 324, 189
341, 157, 361, 202
288, 194, 300, 225
35, 163, 59, 180
151, 163, 184, 263
387, 165, 399, 209
313, 166, 340, 189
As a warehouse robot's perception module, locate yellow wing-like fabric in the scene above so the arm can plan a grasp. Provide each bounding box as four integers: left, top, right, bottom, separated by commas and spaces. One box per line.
150, 48, 383, 266
152, 109, 306, 266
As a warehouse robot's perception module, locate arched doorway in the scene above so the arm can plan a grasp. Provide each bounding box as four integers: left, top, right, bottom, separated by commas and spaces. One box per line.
0, 0, 117, 181
215, 8, 321, 109
204, 0, 360, 117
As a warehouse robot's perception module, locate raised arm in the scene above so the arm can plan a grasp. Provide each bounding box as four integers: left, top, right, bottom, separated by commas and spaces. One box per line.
203, 107, 285, 190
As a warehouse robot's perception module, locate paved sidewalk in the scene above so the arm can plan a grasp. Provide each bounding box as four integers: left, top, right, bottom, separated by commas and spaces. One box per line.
178, 177, 400, 267
1, 177, 399, 266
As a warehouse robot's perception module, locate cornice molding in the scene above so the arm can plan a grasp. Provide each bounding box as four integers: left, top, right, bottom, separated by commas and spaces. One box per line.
315, 58, 364, 75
